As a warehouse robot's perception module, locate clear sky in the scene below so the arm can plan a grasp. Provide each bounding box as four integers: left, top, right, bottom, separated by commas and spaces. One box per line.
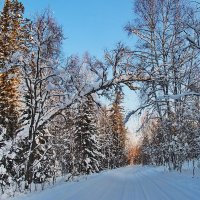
20, 0, 136, 58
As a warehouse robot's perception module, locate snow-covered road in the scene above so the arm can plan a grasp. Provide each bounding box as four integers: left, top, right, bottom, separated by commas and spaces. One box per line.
13, 166, 200, 200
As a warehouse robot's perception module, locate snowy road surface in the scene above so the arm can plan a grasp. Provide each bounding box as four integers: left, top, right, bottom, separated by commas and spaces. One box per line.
14, 165, 200, 200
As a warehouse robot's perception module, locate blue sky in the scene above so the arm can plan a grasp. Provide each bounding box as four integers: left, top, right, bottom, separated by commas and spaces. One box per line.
20, 0, 135, 58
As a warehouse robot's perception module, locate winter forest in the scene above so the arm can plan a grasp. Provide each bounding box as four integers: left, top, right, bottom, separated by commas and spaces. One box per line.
1, 0, 200, 198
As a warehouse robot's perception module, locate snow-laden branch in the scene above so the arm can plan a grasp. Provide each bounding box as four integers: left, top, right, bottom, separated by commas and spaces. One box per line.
157, 92, 200, 100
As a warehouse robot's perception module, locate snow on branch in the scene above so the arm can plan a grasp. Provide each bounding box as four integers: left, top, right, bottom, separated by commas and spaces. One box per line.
157, 92, 200, 100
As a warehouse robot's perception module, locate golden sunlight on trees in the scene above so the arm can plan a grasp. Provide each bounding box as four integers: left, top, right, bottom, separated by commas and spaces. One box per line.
0, 0, 30, 138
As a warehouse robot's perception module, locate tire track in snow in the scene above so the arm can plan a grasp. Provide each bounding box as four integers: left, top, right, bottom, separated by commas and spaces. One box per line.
153, 173, 200, 199
139, 167, 200, 200
137, 168, 174, 200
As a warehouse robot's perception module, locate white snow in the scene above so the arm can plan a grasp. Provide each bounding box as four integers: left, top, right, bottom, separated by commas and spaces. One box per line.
46, 82, 57, 91
6, 165, 200, 200
157, 92, 200, 100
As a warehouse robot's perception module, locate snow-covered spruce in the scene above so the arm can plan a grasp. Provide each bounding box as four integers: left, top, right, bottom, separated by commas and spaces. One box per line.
73, 96, 102, 175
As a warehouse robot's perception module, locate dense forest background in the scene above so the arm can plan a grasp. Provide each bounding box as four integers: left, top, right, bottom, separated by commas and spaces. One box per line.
1, 0, 200, 196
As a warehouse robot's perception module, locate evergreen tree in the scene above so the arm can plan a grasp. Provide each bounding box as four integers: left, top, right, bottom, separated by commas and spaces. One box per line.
0, 0, 29, 65
98, 106, 115, 169
0, 69, 20, 139
0, 0, 30, 139
110, 88, 127, 168
49, 107, 76, 178
74, 96, 102, 175
0, 0, 30, 193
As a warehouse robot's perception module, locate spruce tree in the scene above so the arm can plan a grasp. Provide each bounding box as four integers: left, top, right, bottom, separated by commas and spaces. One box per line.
98, 106, 115, 169
110, 88, 127, 168
74, 96, 102, 175
0, 0, 30, 192
0, 0, 30, 139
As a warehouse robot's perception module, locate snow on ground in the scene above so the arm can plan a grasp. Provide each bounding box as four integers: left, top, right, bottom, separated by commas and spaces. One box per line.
7, 165, 200, 200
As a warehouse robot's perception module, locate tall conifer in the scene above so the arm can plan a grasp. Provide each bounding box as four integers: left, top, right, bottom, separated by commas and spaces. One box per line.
0, 0, 30, 138
74, 96, 102, 175
110, 88, 127, 167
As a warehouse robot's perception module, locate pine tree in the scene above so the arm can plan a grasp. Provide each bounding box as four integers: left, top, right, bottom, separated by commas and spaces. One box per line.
110, 88, 127, 168
98, 106, 115, 169
0, 0, 30, 138
74, 96, 102, 175
0, 0, 30, 192
0, 69, 20, 139
49, 107, 76, 178
0, 0, 29, 64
